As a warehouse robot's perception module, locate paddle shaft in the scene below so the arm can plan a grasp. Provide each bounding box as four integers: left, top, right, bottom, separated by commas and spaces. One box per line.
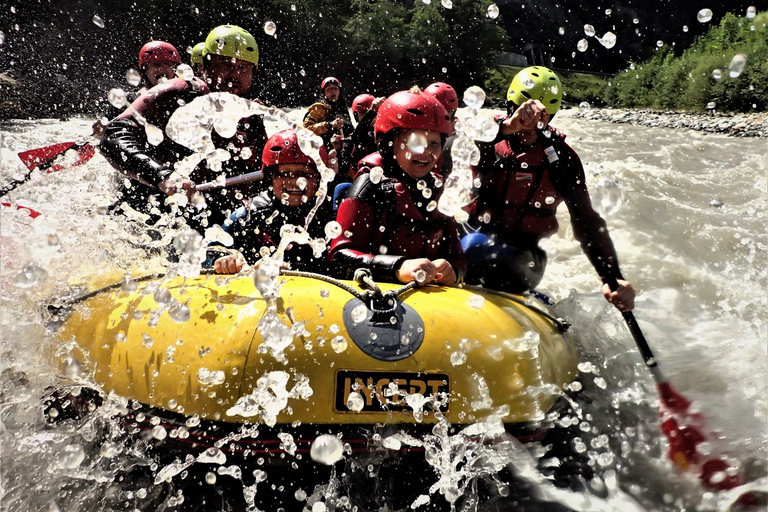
606, 277, 666, 384
195, 171, 263, 192
1, 174, 36, 198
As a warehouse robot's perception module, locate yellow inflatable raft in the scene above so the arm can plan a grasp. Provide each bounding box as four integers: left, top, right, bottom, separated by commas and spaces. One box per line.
52, 271, 578, 446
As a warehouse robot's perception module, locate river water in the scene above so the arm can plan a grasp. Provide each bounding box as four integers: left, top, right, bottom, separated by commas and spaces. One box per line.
0, 110, 766, 511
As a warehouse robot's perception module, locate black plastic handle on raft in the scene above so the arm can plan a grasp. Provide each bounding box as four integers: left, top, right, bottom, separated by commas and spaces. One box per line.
606, 277, 659, 375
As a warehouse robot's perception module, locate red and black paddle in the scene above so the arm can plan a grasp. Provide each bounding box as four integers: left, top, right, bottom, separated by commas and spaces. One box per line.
1, 201, 42, 218
1, 141, 97, 198
608, 279, 759, 506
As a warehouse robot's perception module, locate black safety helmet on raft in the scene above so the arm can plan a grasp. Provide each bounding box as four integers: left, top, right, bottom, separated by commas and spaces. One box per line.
506, 66, 563, 117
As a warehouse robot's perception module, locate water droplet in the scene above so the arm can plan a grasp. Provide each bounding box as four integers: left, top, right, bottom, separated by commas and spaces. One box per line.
176, 63, 194, 81
174, 229, 203, 256
125, 68, 141, 87
463, 86, 486, 110
142, 333, 154, 349
414, 270, 427, 283
0, 31, 5, 46
154, 288, 173, 304
746, 6, 756, 18
710, 199, 723, 208
486, 4, 499, 19
441, 0, 452, 9
92, 15, 105, 28
369, 166, 384, 184
697, 9, 713, 23
544, 196, 555, 205
426, 200, 437, 212
322, 221, 341, 240
600, 32, 617, 49
58, 445, 86, 468
205, 472, 217, 484
14, 262, 47, 288
407, 132, 428, 154
145, 123, 164, 146
577, 39, 589, 52
152, 425, 167, 440
584, 24, 595, 37
706, 101, 716, 109
198, 447, 227, 464
558, 27, 565, 35
728, 53, 747, 78
711, 69, 723, 80
605, 8, 612, 15
593, 177, 622, 216
331, 336, 348, 353
169, 302, 191, 323
469, 294, 485, 309
422, 0, 431, 4
310, 434, 343, 465
197, 368, 226, 386
346, 391, 364, 411
108, 88, 127, 108
656, 40, 664, 48
450, 351, 467, 366
351, 304, 368, 324
264, 21, 277, 36
683, 25, 689, 32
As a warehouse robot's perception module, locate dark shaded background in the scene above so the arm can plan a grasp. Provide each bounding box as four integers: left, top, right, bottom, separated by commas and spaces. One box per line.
0, 0, 761, 118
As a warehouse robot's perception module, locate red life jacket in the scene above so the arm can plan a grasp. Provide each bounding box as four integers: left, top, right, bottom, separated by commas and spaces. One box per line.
330, 165, 466, 281
485, 131, 567, 239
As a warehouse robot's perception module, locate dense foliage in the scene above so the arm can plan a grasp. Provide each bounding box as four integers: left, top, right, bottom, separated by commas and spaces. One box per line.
0, 2, 765, 119
0, 0, 507, 119
605, 12, 768, 112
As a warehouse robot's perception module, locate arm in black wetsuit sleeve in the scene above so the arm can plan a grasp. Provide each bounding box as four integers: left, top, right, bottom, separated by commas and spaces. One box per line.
553, 143, 625, 283
99, 117, 172, 188
328, 173, 407, 280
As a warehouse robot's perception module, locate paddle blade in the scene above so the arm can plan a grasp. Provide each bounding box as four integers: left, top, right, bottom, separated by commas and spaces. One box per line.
657, 381, 692, 415
18, 142, 77, 171
48, 143, 96, 172
1, 202, 42, 218
17, 142, 95, 172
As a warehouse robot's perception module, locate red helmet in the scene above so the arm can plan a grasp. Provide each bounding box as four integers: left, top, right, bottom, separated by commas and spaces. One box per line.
352, 94, 375, 116
374, 90, 454, 140
424, 82, 458, 112
262, 130, 329, 170
138, 41, 182, 68
321, 77, 341, 89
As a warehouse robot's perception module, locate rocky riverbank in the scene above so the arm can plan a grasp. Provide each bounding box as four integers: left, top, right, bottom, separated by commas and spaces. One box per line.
569, 108, 768, 138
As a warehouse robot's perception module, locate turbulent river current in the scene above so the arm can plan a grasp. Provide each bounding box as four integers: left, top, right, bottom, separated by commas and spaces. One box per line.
0, 109, 766, 512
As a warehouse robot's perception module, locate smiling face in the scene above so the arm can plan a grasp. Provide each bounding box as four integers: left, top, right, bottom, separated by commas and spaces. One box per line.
272, 163, 319, 207
204, 54, 253, 96
393, 128, 443, 179
144, 61, 177, 86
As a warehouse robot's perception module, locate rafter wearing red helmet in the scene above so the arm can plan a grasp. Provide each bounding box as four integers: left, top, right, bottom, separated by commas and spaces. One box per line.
329, 88, 466, 287
214, 129, 336, 275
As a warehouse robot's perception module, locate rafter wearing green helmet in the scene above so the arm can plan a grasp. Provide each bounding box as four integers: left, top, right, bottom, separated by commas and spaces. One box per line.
190, 42, 205, 66
203, 25, 259, 67
506, 66, 563, 115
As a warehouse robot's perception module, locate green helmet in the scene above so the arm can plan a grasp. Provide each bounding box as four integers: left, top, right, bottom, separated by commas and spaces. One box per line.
506, 66, 563, 115
190, 42, 205, 66
203, 25, 259, 66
